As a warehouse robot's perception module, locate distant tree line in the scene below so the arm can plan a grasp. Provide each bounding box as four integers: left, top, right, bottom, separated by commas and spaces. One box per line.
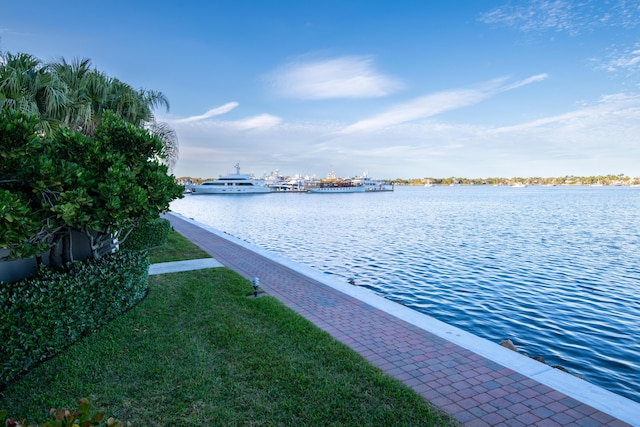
392, 174, 637, 186
177, 173, 638, 187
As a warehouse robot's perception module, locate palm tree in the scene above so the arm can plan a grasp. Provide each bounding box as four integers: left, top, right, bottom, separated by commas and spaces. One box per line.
146, 121, 179, 172
48, 58, 177, 167
48, 57, 94, 133
0, 52, 67, 135
100, 77, 178, 169
0, 52, 179, 167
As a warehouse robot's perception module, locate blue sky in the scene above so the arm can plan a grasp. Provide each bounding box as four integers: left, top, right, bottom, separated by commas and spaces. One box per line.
2, 1, 640, 179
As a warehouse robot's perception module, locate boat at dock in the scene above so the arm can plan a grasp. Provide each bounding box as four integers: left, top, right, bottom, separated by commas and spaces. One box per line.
306, 178, 366, 193
306, 170, 366, 193
187, 163, 271, 194
353, 171, 394, 192
267, 173, 313, 192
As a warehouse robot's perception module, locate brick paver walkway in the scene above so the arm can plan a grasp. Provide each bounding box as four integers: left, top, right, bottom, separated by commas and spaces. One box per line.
166, 213, 634, 426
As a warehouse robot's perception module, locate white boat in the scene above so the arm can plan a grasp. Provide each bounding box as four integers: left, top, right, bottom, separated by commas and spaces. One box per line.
188, 163, 271, 194
511, 182, 528, 188
306, 170, 366, 193
269, 179, 307, 192
307, 180, 366, 193
352, 171, 394, 192
267, 174, 312, 192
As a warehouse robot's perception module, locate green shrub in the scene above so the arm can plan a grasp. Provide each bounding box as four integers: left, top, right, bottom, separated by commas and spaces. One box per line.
119, 217, 171, 251
0, 109, 183, 267
0, 251, 149, 388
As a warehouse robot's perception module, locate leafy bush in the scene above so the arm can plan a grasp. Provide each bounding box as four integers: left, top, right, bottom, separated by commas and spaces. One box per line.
0, 109, 183, 265
0, 111, 49, 259
0, 251, 149, 387
120, 217, 171, 251
1, 398, 124, 427
0, 189, 50, 260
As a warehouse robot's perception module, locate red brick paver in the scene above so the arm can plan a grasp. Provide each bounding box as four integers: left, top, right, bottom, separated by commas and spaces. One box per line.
166, 213, 633, 427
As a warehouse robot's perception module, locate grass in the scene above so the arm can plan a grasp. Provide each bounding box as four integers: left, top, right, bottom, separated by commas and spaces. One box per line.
148, 229, 211, 263
0, 232, 460, 426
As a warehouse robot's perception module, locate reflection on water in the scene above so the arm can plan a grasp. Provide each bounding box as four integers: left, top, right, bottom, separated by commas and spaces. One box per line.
171, 185, 640, 403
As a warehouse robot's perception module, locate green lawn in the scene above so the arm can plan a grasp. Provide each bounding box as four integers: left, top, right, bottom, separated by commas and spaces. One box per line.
148, 229, 211, 263
0, 232, 460, 426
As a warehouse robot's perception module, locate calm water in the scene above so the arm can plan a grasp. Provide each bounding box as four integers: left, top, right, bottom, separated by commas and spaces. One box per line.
170, 185, 640, 403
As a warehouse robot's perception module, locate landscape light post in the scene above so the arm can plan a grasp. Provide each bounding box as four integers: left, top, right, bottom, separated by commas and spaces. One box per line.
252, 277, 260, 297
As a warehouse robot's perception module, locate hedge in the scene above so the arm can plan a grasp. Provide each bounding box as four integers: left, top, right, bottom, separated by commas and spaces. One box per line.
0, 250, 149, 387
119, 217, 172, 251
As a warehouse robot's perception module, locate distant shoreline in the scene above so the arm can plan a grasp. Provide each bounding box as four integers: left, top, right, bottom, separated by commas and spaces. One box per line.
177, 175, 640, 187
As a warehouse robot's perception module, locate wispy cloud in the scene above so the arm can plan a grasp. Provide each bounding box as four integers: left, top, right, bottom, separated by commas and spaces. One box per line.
231, 114, 282, 131
488, 92, 640, 134
0, 27, 24, 35
479, 0, 577, 34
171, 90, 640, 179
173, 102, 239, 123
593, 43, 640, 75
171, 111, 282, 134
167, 72, 637, 179
338, 74, 548, 134
479, 0, 640, 35
500, 73, 549, 91
267, 55, 403, 99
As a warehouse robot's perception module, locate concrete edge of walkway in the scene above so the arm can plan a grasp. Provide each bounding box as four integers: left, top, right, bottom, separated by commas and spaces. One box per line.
168, 211, 640, 426
148, 258, 223, 275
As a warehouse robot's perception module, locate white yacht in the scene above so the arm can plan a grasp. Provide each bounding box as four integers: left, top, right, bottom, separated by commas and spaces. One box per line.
306, 180, 366, 193
352, 171, 394, 192
188, 163, 271, 194
267, 173, 313, 192
306, 169, 366, 193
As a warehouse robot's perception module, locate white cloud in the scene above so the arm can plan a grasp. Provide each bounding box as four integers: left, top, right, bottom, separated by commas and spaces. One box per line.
489, 92, 640, 134
596, 44, 640, 74
172, 94, 640, 179
173, 102, 239, 123
268, 55, 403, 99
500, 73, 549, 91
479, 0, 576, 34
170, 81, 640, 180
172, 113, 283, 137
231, 114, 282, 130
479, 0, 640, 34
0, 27, 25, 35
338, 90, 487, 134
338, 74, 548, 134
